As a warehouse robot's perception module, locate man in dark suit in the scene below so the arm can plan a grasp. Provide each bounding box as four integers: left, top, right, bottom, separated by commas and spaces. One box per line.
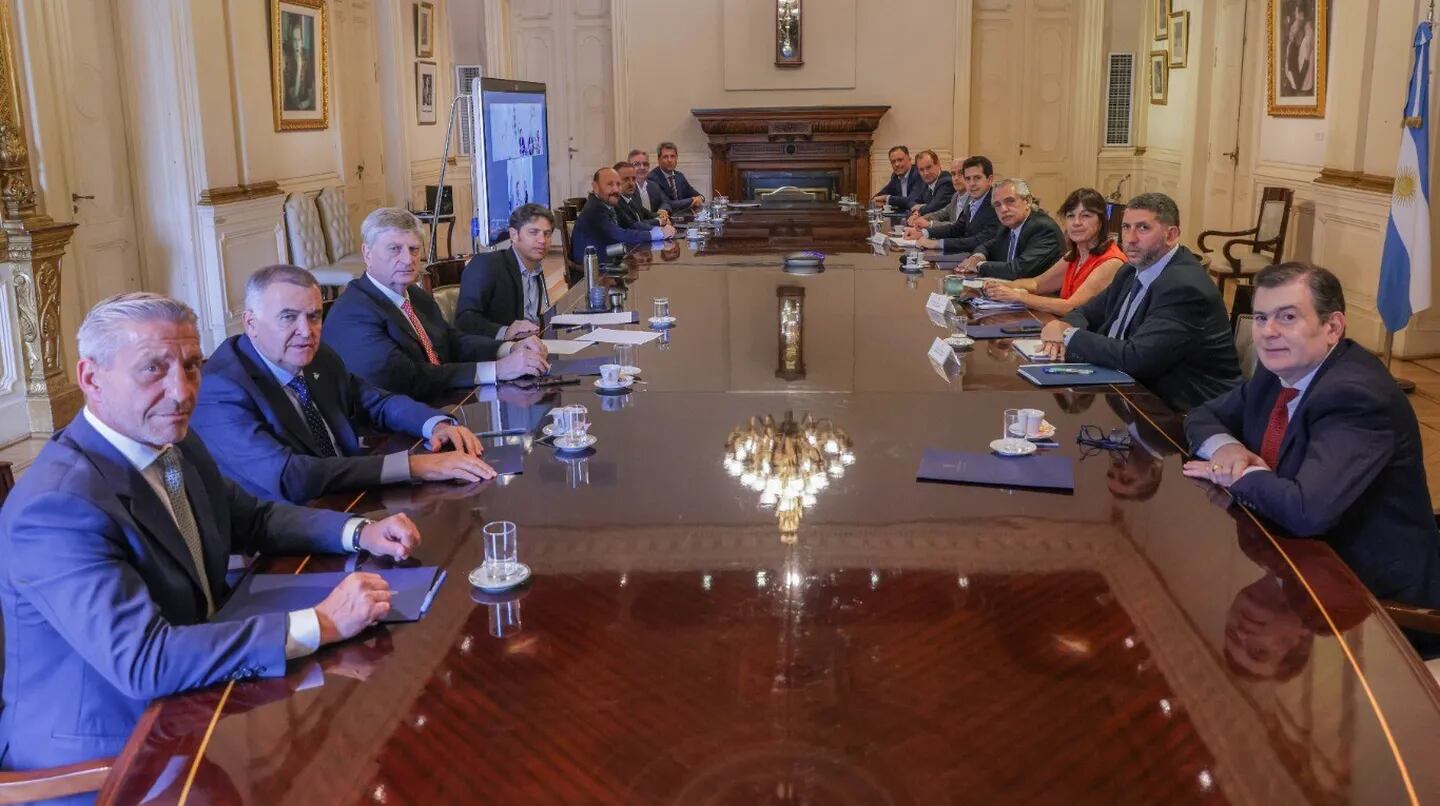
194, 265, 496, 505
627, 149, 666, 216
909, 155, 1001, 253
1183, 262, 1440, 623
0, 292, 419, 773
615, 161, 669, 230
456, 204, 555, 338
871, 145, 921, 209
905, 150, 955, 217
950, 178, 1063, 280
322, 207, 549, 403
647, 141, 704, 213
571, 166, 676, 263
1039, 192, 1242, 412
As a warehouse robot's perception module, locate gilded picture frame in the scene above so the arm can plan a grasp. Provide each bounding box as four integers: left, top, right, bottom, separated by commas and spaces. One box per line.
1168, 11, 1189, 68
1153, 0, 1170, 40
1267, 0, 1328, 117
1149, 50, 1169, 105
415, 1, 435, 59
271, 0, 330, 131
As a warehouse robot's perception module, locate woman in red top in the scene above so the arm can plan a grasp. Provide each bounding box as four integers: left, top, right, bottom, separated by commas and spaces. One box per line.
983, 187, 1125, 316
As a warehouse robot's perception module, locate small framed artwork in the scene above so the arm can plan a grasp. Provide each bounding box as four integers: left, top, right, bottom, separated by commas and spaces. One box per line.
1267, 0, 1328, 117
1153, 0, 1171, 40
416, 61, 438, 125
415, 1, 435, 59
1149, 50, 1169, 105
270, 0, 330, 131
1168, 11, 1189, 67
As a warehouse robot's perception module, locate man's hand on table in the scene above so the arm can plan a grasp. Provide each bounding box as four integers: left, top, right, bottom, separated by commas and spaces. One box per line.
1182, 443, 1268, 489
429, 421, 481, 455
1040, 320, 1069, 361
497, 346, 549, 380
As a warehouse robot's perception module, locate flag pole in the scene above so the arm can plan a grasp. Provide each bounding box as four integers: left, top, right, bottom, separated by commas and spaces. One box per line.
1385, 330, 1417, 393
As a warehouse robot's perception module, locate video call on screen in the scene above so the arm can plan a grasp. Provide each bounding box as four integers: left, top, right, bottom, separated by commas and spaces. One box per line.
483, 91, 550, 237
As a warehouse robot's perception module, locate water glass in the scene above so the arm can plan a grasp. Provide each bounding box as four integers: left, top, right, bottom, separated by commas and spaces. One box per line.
949, 312, 969, 340
1002, 408, 1022, 442
483, 521, 518, 581
653, 297, 671, 319
614, 343, 636, 368
488, 600, 522, 638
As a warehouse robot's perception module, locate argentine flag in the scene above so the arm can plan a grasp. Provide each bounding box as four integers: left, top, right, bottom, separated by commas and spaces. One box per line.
1378, 22, 1432, 332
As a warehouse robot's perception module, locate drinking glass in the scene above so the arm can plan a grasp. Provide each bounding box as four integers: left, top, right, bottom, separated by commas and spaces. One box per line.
483, 521, 518, 581
488, 600, 522, 638
1002, 408, 1022, 442
614, 343, 636, 368
949, 312, 969, 340
653, 297, 671, 319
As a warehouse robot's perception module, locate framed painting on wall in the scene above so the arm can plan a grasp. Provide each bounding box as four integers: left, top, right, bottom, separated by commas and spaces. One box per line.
416, 61, 438, 125
415, 1, 435, 59
1267, 0, 1328, 117
270, 0, 330, 131
1149, 51, 1169, 105
1168, 11, 1189, 67
1153, 0, 1170, 40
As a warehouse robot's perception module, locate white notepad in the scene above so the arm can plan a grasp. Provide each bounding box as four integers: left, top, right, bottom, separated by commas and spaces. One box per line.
573, 328, 662, 346
541, 339, 593, 356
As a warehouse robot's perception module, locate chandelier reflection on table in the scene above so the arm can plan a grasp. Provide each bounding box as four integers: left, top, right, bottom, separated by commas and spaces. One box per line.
723, 411, 855, 541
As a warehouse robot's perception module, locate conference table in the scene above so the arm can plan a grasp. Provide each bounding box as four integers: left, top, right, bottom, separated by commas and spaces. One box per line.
101, 204, 1440, 804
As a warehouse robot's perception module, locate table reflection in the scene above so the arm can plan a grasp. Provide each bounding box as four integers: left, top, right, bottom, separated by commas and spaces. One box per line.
724, 411, 855, 541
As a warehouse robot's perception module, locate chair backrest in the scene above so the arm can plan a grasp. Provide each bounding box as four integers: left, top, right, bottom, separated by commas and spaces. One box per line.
555, 207, 576, 268
425, 257, 466, 288
432, 284, 461, 325
315, 187, 357, 261
284, 193, 329, 270
1252, 187, 1294, 260
426, 185, 454, 216
1234, 314, 1259, 380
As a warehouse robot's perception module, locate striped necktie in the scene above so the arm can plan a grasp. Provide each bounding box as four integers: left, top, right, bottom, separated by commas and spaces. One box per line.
400, 298, 441, 365
156, 447, 215, 616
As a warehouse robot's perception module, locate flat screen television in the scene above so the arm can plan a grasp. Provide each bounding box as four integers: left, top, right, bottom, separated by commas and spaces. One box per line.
470, 77, 550, 247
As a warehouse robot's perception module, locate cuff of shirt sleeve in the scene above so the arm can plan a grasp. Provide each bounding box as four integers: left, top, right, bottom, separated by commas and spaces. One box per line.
497, 341, 514, 358
1238, 466, 1270, 479
381, 451, 411, 484
1062, 327, 1078, 347
475, 361, 498, 385
649, 226, 664, 241
341, 517, 366, 552
1196, 433, 1243, 461
285, 608, 322, 659
495, 324, 509, 341
420, 415, 453, 441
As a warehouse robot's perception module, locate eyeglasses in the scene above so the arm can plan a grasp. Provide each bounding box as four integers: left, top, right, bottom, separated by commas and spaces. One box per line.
1077, 425, 1132, 458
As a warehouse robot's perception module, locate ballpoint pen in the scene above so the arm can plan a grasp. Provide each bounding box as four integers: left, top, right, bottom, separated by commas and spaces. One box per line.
1044, 367, 1096, 375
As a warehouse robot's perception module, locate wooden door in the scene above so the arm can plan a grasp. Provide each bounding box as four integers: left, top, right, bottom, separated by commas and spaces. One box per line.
1200, 0, 1251, 231
970, 0, 1081, 211
336, 0, 386, 230
509, 0, 614, 202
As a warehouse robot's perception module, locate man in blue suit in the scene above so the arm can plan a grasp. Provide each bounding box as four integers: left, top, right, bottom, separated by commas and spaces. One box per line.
0, 292, 421, 775
904, 150, 955, 217
322, 208, 549, 403
194, 265, 496, 505
871, 145, 921, 209
1184, 262, 1440, 627
570, 166, 676, 264
646, 141, 704, 213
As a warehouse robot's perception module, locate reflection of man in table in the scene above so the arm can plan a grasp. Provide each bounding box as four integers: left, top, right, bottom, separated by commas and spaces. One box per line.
283, 16, 314, 112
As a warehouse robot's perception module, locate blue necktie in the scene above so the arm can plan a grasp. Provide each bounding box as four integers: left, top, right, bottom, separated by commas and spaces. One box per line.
1007, 230, 1019, 261
287, 375, 338, 457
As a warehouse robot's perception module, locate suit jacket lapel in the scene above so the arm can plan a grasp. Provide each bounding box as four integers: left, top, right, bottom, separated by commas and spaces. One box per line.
177, 441, 225, 595
236, 336, 324, 456
63, 417, 212, 604
1275, 341, 1347, 468
357, 277, 430, 357
505, 250, 526, 320
303, 362, 359, 455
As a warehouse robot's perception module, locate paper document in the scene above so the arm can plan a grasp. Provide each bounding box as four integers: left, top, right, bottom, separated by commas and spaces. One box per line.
574, 328, 662, 346
889, 237, 919, 248
925, 292, 956, 313
969, 297, 1026, 311
1011, 339, 1051, 361
550, 311, 639, 326
541, 339, 592, 356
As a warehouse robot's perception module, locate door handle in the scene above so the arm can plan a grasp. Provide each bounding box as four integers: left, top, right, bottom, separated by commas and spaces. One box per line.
1018, 142, 1032, 155
567, 147, 580, 154
1222, 148, 1239, 165
72, 193, 95, 202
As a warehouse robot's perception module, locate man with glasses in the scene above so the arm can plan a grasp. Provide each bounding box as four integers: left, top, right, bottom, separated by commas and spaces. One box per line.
627, 149, 665, 215
950, 177, 1063, 280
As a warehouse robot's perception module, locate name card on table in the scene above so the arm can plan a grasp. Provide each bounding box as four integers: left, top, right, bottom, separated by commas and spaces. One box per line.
927, 336, 954, 366
925, 293, 956, 315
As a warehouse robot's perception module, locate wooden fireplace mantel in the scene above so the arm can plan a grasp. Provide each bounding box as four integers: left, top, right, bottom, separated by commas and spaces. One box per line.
690, 105, 890, 201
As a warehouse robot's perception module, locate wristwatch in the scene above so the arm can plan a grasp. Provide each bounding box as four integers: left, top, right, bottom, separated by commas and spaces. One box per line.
350, 518, 375, 553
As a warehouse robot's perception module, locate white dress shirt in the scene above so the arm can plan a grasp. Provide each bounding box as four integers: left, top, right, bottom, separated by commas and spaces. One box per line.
82, 408, 361, 659
365, 273, 512, 384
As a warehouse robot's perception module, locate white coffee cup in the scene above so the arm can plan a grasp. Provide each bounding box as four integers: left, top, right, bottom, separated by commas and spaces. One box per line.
599, 364, 624, 385
1019, 408, 1045, 438
686, 227, 700, 239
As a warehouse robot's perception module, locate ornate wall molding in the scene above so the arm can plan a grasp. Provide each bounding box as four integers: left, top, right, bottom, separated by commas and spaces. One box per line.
196, 180, 285, 207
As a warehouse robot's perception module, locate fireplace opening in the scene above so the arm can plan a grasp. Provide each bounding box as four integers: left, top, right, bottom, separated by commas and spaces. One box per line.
741, 169, 841, 202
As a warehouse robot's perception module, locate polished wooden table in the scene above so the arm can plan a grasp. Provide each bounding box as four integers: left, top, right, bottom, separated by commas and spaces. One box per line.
102, 206, 1440, 804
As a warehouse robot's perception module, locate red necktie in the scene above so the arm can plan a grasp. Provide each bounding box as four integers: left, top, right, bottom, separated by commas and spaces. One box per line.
1259, 387, 1299, 468
400, 298, 441, 366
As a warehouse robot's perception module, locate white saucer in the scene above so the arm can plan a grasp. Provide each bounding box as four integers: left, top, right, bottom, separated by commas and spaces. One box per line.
594, 377, 634, 391
469, 562, 532, 592
554, 433, 598, 452
619, 365, 641, 377
990, 438, 1038, 456
944, 335, 975, 348
649, 316, 677, 327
